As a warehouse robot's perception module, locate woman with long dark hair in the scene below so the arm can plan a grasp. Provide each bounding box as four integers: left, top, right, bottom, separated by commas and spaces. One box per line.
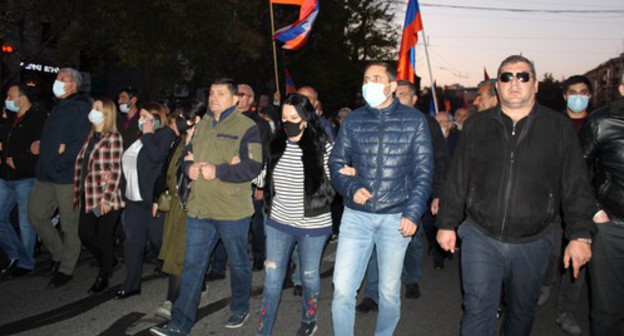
74, 98, 124, 294
255, 94, 334, 336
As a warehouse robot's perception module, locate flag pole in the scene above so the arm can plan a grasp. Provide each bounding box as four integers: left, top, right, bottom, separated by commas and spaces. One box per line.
269, 3, 281, 92
421, 27, 439, 114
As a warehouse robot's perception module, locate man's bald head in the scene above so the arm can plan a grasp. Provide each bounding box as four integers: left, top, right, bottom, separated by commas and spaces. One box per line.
297, 86, 319, 110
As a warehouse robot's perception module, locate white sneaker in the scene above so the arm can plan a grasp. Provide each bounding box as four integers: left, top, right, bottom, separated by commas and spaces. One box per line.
155, 300, 172, 320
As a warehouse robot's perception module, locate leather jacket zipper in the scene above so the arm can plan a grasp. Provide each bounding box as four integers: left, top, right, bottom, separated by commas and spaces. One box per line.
500, 151, 514, 239
498, 115, 533, 240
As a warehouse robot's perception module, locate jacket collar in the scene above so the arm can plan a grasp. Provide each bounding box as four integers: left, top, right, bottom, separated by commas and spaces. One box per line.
609, 97, 624, 117
365, 97, 400, 116
491, 102, 541, 122
207, 105, 237, 125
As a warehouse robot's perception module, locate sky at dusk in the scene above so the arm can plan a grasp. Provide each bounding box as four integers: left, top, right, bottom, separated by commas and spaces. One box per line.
393, 0, 624, 87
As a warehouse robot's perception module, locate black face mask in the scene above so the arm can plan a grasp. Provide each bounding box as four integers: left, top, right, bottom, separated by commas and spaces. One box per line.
176, 117, 191, 133
284, 121, 303, 137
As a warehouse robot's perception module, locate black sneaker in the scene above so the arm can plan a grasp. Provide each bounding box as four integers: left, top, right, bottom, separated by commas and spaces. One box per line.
296, 321, 318, 336
7, 267, 32, 278
405, 283, 421, 299
225, 311, 249, 329
1, 259, 18, 274
48, 272, 73, 288
355, 297, 378, 313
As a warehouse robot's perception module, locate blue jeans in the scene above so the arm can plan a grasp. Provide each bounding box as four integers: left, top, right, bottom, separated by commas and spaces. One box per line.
332, 208, 411, 336
0, 178, 36, 270
169, 216, 251, 334
256, 225, 328, 335
363, 226, 424, 302
459, 219, 553, 336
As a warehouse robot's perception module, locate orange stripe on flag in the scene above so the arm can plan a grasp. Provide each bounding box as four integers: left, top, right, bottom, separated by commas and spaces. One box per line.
270, 0, 303, 5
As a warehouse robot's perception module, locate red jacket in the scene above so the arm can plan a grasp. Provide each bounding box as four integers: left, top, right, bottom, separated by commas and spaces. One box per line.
73, 130, 125, 213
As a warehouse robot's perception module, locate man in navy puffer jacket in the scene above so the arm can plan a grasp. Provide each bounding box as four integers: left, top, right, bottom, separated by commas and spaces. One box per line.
329, 62, 433, 336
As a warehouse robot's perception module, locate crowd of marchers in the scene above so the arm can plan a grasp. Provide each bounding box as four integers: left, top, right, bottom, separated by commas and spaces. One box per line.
1, 54, 623, 336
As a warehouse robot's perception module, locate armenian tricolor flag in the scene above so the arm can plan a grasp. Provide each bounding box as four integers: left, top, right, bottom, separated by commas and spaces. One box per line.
272, 0, 319, 50
285, 69, 297, 94
397, 0, 424, 83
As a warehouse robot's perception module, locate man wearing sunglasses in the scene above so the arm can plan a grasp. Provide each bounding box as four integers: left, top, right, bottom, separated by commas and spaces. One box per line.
436, 55, 597, 336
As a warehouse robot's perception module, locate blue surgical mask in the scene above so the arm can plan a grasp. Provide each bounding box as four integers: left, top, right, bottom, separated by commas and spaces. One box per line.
88, 109, 104, 125
567, 95, 590, 113
53, 80, 67, 98
4, 99, 18, 112
362, 83, 390, 108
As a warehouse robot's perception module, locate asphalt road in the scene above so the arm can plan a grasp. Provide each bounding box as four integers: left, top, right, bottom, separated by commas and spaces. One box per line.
0, 239, 594, 336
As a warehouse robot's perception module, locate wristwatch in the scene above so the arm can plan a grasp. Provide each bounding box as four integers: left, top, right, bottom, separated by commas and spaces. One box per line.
575, 237, 592, 245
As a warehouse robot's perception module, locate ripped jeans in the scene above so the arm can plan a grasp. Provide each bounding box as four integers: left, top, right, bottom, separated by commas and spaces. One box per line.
256, 224, 329, 335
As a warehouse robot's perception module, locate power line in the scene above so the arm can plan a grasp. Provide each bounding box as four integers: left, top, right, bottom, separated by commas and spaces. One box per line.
419, 3, 624, 14
430, 35, 622, 41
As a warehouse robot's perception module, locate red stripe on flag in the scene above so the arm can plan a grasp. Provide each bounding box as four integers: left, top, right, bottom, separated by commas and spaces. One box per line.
397, 11, 423, 82
270, 0, 303, 5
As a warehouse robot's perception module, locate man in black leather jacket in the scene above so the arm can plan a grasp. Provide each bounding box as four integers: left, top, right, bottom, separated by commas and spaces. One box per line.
437, 55, 597, 336
579, 74, 624, 336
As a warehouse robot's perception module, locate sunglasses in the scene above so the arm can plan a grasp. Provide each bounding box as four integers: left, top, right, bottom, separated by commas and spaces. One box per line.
498, 72, 532, 83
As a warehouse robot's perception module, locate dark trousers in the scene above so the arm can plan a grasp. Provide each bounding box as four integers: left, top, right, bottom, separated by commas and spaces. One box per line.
422, 206, 446, 263
250, 196, 265, 263
331, 194, 344, 235
121, 201, 164, 291
589, 222, 624, 336
78, 206, 121, 275
459, 220, 553, 336
541, 222, 586, 314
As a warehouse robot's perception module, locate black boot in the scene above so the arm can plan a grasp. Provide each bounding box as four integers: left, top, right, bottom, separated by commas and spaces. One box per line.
88, 274, 109, 294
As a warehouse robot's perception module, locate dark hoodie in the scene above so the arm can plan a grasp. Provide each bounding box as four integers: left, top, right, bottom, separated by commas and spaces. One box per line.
36, 93, 91, 184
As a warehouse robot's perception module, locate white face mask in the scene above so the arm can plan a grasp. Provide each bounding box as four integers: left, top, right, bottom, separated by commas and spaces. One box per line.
119, 103, 131, 113
362, 83, 390, 108
88, 109, 104, 125
53, 80, 67, 98
5, 99, 19, 112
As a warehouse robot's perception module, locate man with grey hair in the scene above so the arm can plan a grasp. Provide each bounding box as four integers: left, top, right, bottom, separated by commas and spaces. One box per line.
473, 79, 498, 112
579, 73, 624, 336
28, 67, 91, 288
437, 55, 596, 335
